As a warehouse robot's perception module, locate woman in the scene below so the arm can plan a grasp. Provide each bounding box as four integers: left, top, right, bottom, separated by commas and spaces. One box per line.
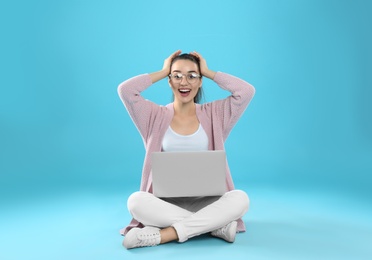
117, 50, 255, 249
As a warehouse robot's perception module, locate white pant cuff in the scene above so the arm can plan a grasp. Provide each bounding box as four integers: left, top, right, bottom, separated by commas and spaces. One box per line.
172, 222, 188, 243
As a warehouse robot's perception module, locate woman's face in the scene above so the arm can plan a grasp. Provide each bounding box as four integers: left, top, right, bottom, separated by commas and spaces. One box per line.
169, 59, 202, 105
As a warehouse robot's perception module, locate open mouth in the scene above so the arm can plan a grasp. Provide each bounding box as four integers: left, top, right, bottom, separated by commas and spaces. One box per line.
179, 88, 191, 97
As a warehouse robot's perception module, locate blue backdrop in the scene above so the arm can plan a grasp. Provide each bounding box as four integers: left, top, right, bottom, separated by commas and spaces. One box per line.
1, 1, 372, 258
1, 0, 371, 199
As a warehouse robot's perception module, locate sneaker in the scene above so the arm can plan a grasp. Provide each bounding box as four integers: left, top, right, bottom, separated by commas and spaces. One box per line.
211, 221, 237, 243
123, 226, 161, 249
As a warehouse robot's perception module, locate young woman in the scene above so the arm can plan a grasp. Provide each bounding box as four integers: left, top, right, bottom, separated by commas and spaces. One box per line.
117, 50, 255, 249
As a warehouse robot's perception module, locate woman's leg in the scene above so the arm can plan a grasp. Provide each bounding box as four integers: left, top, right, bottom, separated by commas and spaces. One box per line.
172, 190, 249, 242
127, 191, 193, 228
124, 191, 192, 248
125, 190, 249, 246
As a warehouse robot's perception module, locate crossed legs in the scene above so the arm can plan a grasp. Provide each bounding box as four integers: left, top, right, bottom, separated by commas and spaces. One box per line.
127, 190, 249, 243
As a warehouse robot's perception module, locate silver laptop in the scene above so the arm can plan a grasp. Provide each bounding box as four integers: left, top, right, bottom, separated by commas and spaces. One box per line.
151, 150, 227, 198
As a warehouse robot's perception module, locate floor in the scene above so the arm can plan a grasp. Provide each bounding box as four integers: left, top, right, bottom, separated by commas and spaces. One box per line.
1, 185, 371, 260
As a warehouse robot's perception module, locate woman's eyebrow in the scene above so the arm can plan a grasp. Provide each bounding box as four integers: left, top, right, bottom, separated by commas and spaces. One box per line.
171, 70, 198, 73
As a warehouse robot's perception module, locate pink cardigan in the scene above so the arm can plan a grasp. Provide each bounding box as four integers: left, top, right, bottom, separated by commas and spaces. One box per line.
117, 72, 255, 235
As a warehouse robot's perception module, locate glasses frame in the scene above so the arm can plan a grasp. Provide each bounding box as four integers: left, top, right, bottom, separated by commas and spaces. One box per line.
168, 72, 202, 84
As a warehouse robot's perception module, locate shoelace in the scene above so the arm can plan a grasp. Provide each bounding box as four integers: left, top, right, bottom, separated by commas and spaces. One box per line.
136, 232, 160, 247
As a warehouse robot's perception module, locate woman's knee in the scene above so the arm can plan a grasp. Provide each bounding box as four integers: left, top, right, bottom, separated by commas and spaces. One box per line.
127, 191, 152, 213
225, 190, 250, 216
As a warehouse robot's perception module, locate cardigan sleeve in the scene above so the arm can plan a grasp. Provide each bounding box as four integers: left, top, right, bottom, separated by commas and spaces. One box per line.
212, 72, 255, 139
117, 74, 160, 141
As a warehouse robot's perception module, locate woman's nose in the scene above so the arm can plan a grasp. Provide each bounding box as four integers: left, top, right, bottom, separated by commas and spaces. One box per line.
180, 75, 188, 84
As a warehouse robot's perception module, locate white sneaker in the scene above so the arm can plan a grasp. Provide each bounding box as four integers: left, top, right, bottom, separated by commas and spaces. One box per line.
123, 226, 161, 249
211, 221, 238, 243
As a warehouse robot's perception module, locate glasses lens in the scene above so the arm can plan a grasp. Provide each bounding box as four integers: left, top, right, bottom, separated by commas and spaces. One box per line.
187, 73, 198, 83
172, 73, 183, 82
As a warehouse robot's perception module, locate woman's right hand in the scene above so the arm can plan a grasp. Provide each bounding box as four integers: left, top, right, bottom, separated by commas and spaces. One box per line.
162, 50, 182, 74
150, 50, 181, 83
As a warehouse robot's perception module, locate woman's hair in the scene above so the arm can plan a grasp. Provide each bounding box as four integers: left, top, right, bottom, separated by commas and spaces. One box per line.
170, 53, 204, 104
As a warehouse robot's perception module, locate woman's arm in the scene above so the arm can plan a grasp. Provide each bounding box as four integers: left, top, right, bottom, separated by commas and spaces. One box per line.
191, 52, 255, 137
117, 51, 182, 140
213, 72, 255, 138
117, 74, 155, 140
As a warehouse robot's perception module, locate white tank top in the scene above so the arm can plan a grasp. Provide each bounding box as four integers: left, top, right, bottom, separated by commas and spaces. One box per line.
162, 124, 209, 152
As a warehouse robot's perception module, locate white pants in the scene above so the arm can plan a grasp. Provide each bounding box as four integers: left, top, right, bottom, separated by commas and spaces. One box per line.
127, 190, 249, 242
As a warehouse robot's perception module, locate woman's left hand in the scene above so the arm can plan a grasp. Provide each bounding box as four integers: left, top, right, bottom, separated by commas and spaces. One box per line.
190, 51, 216, 80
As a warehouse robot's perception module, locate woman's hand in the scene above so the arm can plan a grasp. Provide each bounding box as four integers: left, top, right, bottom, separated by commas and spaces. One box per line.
163, 50, 182, 73
150, 50, 181, 83
190, 51, 216, 80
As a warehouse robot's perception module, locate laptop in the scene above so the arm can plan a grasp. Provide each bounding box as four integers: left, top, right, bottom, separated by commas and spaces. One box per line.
151, 150, 227, 198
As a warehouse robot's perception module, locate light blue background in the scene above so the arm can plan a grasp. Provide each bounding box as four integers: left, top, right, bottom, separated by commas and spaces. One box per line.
1, 0, 371, 259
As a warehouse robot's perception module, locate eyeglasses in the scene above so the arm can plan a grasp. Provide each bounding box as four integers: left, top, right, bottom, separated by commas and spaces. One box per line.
169, 72, 201, 84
